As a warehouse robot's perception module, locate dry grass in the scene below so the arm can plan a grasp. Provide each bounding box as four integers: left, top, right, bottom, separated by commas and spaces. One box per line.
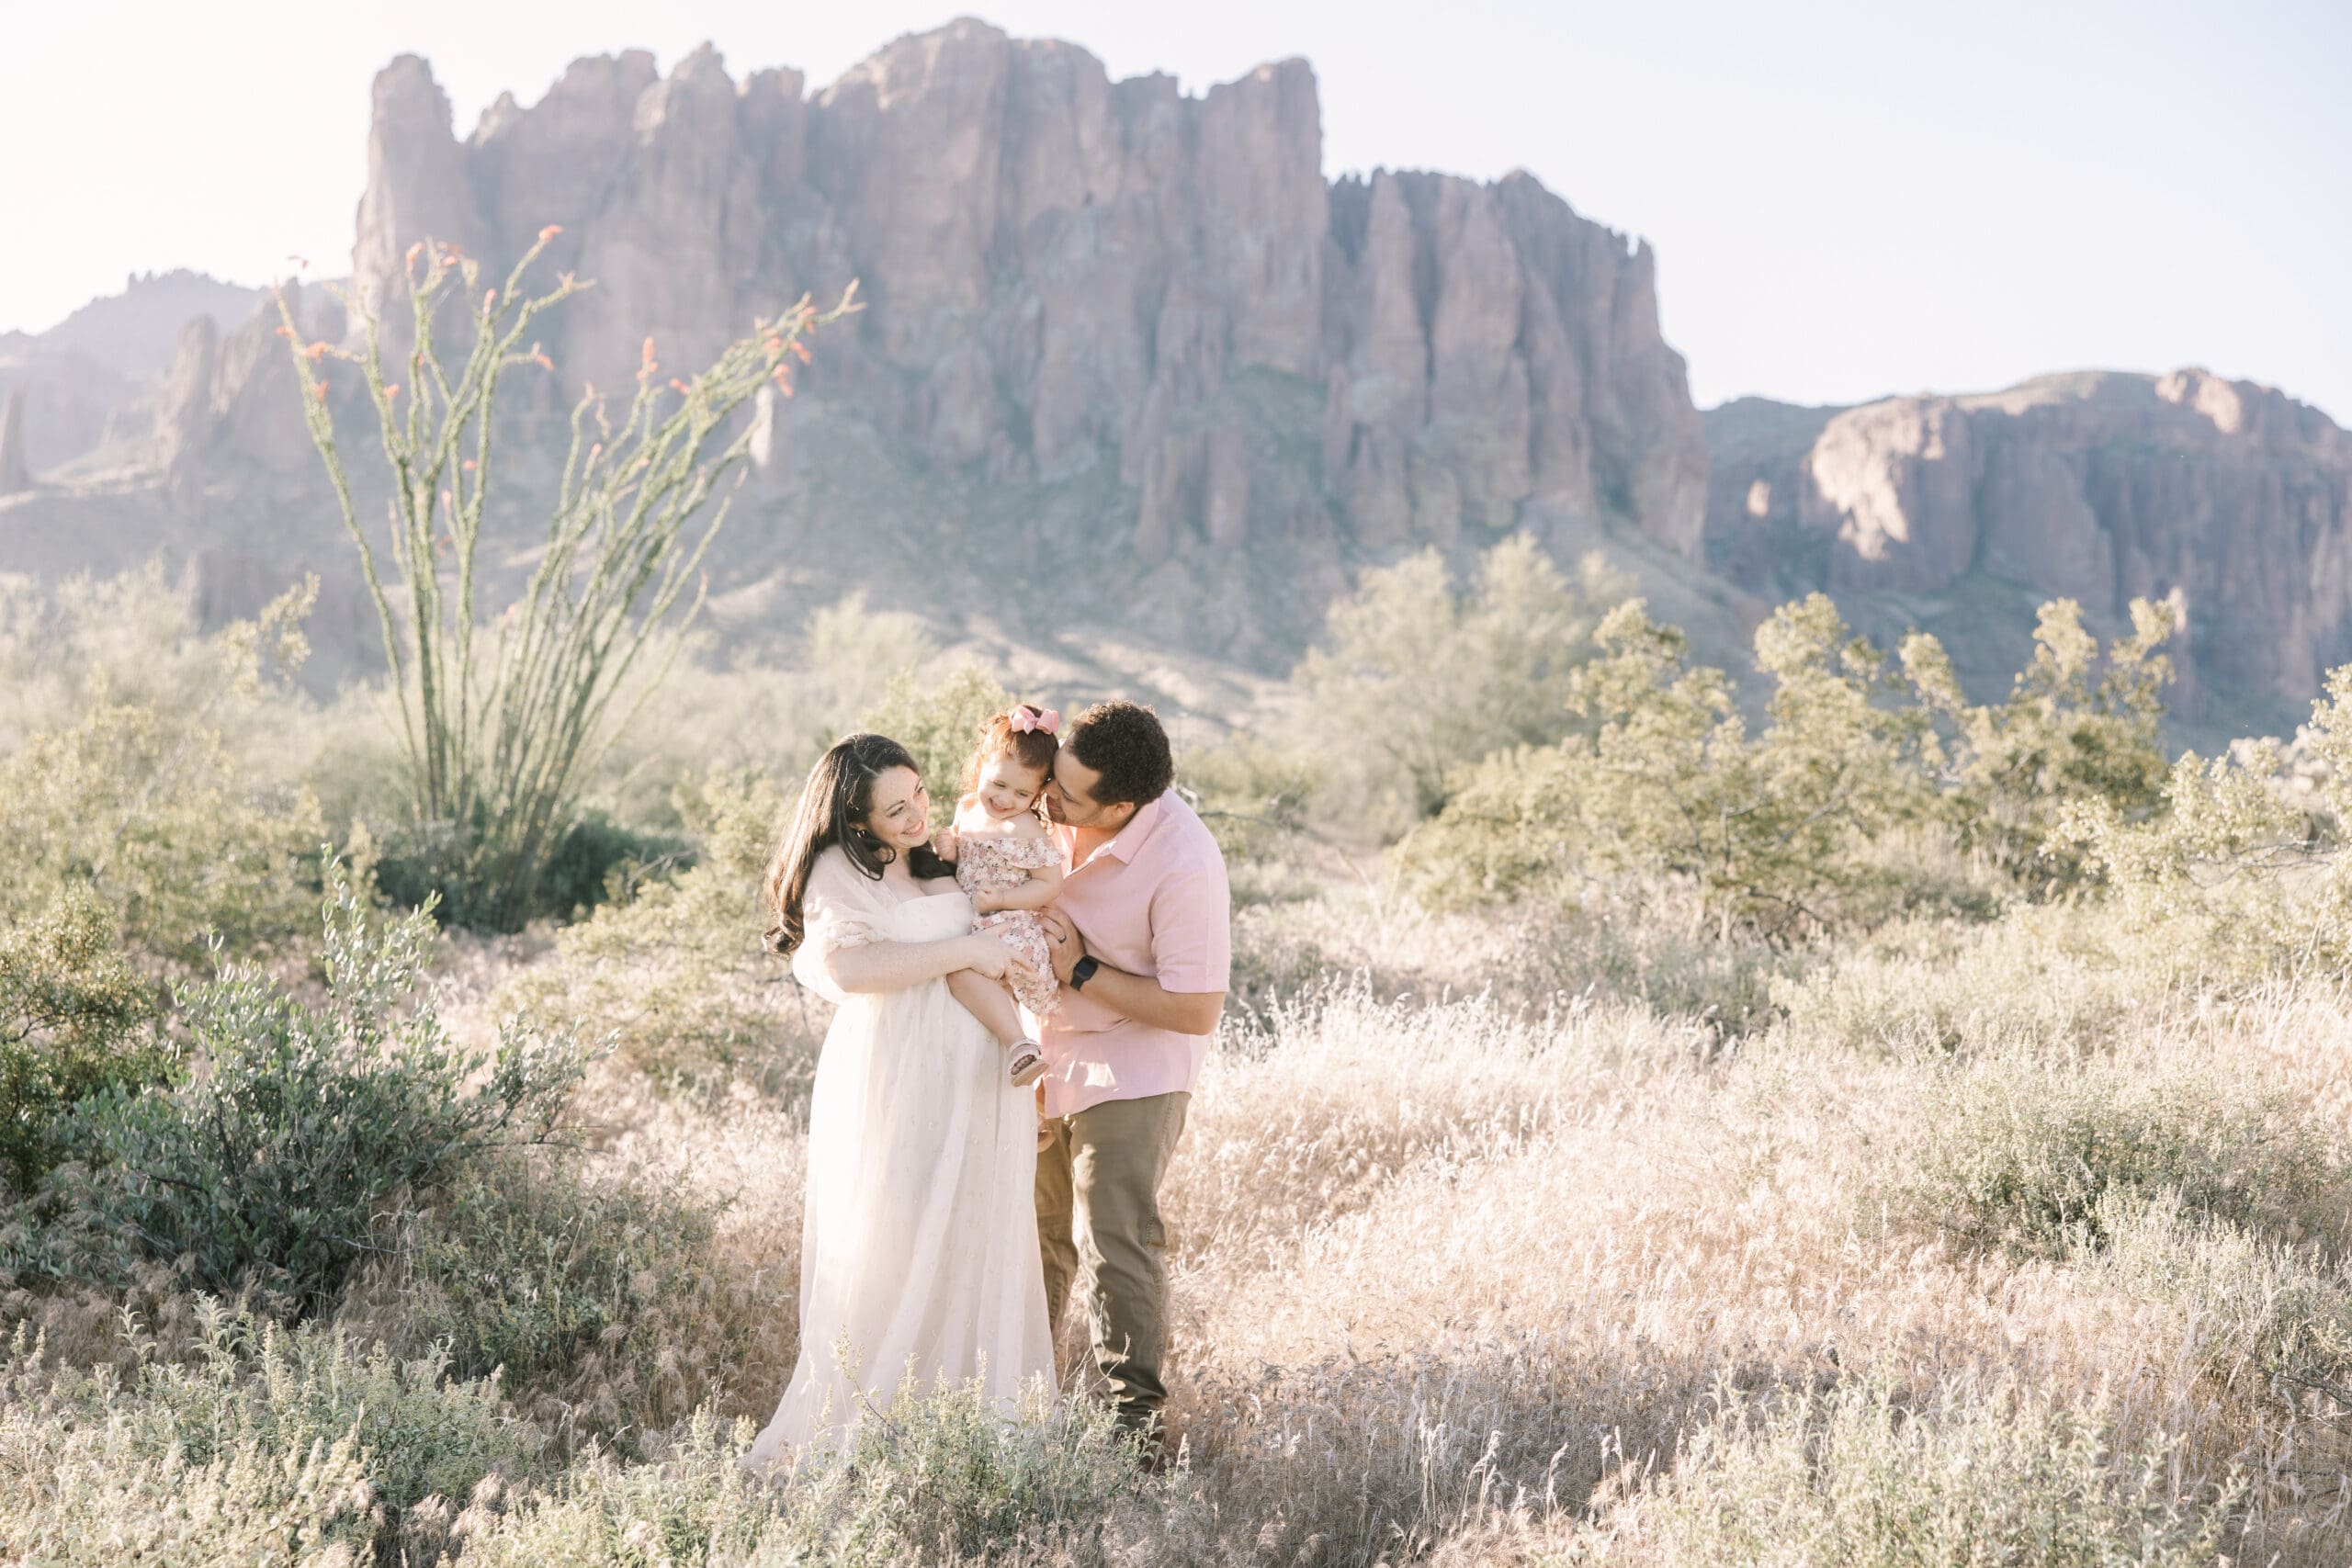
14, 880, 2352, 1563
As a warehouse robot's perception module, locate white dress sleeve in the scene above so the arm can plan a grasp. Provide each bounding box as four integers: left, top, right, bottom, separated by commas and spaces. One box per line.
791, 846, 891, 1005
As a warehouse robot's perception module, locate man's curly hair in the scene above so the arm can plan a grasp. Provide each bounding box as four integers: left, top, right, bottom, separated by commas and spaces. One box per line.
1064, 700, 1173, 807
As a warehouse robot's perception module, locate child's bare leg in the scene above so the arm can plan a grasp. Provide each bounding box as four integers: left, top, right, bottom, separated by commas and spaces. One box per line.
947, 968, 1025, 1046
946, 969, 1046, 1087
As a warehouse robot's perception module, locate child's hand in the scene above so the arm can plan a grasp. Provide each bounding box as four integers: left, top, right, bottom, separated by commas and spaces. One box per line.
931, 826, 959, 862
970, 890, 999, 917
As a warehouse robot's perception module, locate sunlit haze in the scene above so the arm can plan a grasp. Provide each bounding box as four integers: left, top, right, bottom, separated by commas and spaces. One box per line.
6, 0, 2346, 418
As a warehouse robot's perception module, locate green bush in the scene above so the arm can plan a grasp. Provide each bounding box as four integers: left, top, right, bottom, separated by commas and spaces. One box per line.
391, 1152, 745, 1436
0, 886, 167, 1194
2088, 1188, 2352, 1408
373, 808, 690, 928
1904, 595, 2177, 890
500, 772, 807, 1089
1291, 536, 1624, 835
0, 1300, 539, 1564
0, 701, 326, 968
42, 869, 584, 1311
1890, 1054, 2342, 1258
0, 576, 326, 969
1402, 595, 1935, 935
1404, 592, 2185, 940
450, 1375, 1149, 1566
1597, 1374, 2233, 1566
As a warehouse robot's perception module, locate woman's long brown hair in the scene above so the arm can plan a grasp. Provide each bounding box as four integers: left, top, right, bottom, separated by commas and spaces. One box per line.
763, 732, 951, 956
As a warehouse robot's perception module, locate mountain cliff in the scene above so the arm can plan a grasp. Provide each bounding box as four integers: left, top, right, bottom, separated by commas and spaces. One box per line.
1704, 371, 2352, 726
3, 21, 2346, 727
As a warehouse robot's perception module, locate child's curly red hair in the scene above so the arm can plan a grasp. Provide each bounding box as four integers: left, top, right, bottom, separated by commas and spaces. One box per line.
962, 703, 1060, 795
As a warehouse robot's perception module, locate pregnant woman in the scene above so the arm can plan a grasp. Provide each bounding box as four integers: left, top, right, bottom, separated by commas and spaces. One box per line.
749, 732, 1056, 1468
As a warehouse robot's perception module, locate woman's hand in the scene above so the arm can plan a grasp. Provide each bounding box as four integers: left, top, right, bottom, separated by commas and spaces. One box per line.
960, 934, 1013, 981
959, 934, 1045, 995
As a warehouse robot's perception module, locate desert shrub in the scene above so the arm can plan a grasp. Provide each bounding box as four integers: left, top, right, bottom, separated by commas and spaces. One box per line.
0, 1299, 539, 1563
1486, 879, 1803, 1038
40, 869, 583, 1311
1177, 732, 1324, 897
375, 807, 690, 928
859, 662, 1016, 799
582, 594, 938, 835
0, 886, 168, 1194
1405, 592, 2196, 940
449, 1378, 1150, 1566
2051, 670, 2352, 983
1593, 1374, 2233, 1566
2088, 1188, 2352, 1409
288, 234, 855, 933
1889, 1053, 2341, 1258
501, 772, 807, 1090
1905, 594, 2177, 890
1290, 536, 1624, 835
1772, 907, 2160, 1057
0, 562, 318, 773
1403, 595, 1937, 937
0, 580, 328, 967
385, 1151, 748, 1439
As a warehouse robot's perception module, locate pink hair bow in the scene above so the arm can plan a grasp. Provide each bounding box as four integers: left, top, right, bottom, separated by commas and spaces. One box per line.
1010, 705, 1060, 736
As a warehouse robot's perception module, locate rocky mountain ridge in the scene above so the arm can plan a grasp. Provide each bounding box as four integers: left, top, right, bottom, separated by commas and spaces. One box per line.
1703, 369, 2352, 725
1, 21, 2346, 727
0, 270, 263, 478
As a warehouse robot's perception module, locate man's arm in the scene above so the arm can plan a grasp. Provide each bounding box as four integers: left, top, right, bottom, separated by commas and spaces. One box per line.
1038, 907, 1227, 1035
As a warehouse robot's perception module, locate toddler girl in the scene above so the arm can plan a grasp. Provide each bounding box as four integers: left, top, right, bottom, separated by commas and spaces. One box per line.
940, 705, 1065, 1086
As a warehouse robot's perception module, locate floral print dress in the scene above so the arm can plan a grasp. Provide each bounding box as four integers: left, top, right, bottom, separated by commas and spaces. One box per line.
955, 831, 1064, 1018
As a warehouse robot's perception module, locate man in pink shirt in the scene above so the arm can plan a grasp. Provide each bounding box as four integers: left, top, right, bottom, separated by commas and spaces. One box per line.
1034, 700, 1230, 1454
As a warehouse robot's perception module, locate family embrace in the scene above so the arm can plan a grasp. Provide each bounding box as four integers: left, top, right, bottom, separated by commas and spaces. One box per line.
748, 700, 1231, 1471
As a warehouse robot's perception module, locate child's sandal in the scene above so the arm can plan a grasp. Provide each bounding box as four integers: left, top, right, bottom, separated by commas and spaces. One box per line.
1009, 1044, 1046, 1088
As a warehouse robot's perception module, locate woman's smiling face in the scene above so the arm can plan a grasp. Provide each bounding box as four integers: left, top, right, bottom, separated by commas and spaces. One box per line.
862, 765, 931, 853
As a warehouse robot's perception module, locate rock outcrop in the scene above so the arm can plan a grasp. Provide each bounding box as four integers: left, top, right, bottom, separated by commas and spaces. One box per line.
151, 283, 345, 506
1704, 371, 2352, 716
295, 21, 1703, 580
0, 271, 266, 479
0, 389, 30, 494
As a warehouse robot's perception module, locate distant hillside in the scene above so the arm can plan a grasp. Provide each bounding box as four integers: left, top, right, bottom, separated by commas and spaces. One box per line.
0, 271, 263, 477
1702, 372, 2352, 734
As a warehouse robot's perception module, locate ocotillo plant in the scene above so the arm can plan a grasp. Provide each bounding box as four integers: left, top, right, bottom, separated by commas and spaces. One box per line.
279, 231, 858, 928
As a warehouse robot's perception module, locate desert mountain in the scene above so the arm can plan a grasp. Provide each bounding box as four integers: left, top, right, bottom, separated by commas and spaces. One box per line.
0, 270, 263, 478
0, 19, 2345, 728
0, 20, 1706, 701
1704, 370, 2352, 729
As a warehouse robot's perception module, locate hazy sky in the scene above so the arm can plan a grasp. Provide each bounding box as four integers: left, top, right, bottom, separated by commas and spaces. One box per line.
5, 0, 2346, 418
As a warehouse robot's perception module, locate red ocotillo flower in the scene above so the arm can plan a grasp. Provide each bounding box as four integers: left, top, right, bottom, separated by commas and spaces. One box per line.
537, 224, 563, 243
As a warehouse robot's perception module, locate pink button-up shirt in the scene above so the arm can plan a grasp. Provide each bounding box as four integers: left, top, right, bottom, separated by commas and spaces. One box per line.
1037, 790, 1232, 1118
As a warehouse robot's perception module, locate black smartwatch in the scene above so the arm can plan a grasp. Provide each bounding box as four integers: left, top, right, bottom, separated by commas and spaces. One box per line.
1069, 955, 1101, 992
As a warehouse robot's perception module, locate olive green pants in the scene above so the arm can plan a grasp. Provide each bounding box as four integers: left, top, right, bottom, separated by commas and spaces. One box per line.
1035, 1090, 1189, 1430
